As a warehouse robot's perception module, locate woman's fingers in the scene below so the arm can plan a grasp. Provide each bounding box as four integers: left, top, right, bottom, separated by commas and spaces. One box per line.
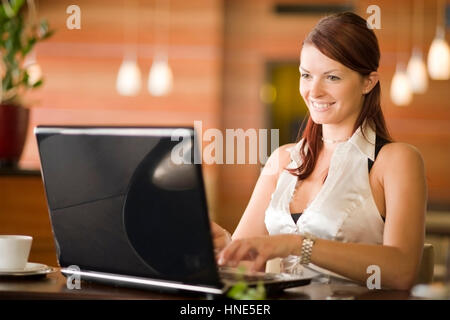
229, 241, 253, 267
218, 234, 299, 270
210, 221, 223, 237
213, 233, 226, 249
210, 221, 231, 252
218, 239, 239, 265
219, 238, 267, 268
252, 251, 269, 272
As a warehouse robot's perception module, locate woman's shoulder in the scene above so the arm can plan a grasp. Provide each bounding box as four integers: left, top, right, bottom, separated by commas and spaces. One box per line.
379, 142, 424, 163
377, 142, 425, 177
262, 143, 297, 178
272, 143, 297, 164
276, 143, 297, 154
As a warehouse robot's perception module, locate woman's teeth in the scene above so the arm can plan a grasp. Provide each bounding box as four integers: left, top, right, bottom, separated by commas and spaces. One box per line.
312, 101, 334, 110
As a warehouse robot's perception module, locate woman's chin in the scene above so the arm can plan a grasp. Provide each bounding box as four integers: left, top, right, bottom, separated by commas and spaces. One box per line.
310, 115, 330, 125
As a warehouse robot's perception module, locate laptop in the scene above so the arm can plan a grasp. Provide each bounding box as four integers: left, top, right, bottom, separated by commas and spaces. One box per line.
35, 125, 317, 296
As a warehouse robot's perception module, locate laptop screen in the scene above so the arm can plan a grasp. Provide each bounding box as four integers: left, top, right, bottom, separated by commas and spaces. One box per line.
35, 126, 221, 288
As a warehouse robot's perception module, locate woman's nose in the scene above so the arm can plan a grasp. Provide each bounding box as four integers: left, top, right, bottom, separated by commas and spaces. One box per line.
309, 79, 325, 98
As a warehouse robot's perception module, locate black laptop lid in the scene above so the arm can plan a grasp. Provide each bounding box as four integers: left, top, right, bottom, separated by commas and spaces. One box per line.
35, 126, 221, 288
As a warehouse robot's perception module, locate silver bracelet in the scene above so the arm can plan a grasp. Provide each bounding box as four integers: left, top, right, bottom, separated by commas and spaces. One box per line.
300, 235, 315, 265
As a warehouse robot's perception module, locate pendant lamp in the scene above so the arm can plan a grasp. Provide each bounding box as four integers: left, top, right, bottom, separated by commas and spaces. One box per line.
407, 0, 428, 93
427, 0, 450, 80
116, 0, 142, 96
391, 64, 413, 106
391, 2, 413, 106
148, 53, 173, 96
428, 27, 450, 80
148, 0, 173, 96
116, 55, 142, 96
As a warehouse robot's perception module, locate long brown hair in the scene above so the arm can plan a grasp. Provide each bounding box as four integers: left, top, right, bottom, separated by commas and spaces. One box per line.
288, 12, 392, 179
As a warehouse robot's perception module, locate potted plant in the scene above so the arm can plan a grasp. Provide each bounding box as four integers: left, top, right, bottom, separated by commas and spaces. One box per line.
0, 0, 52, 168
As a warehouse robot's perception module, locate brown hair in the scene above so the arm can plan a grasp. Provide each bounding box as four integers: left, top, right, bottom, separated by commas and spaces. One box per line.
288, 12, 392, 179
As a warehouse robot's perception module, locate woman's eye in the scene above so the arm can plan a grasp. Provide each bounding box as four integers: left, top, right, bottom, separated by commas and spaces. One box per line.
327, 75, 340, 81
301, 73, 310, 79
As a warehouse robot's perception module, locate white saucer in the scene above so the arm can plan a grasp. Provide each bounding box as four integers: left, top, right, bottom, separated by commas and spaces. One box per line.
0, 262, 55, 276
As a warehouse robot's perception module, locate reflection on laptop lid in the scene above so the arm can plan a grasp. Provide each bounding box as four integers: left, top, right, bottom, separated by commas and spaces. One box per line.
35, 126, 315, 296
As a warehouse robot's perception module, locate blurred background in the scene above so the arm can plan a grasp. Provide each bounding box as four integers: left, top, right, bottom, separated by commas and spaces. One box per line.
1, 0, 449, 283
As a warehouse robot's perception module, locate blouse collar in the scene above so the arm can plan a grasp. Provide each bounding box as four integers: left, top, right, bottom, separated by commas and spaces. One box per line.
348, 120, 376, 161
288, 120, 376, 167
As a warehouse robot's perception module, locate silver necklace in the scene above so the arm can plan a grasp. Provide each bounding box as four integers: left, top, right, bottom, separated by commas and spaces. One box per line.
321, 136, 350, 144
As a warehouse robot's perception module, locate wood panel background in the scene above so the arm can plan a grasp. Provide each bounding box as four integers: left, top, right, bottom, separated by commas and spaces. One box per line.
8, 0, 450, 235
0, 176, 57, 266
217, 0, 450, 231
20, 0, 224, 220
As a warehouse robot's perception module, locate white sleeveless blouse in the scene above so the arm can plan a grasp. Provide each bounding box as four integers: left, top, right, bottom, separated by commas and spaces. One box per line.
265, 126, 384, 244
264, 123, 385, 274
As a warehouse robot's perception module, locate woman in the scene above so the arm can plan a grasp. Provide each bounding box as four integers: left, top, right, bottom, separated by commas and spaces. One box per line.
212, 12, 427, 290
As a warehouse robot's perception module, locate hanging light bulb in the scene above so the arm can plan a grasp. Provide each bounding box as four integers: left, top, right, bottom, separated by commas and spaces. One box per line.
116, 56, 142, 96
147, 54, 173, 96
407, 48, 428, 93
390, 64, 413, 106
148, 0, 173, 97
407, 0, 428, 93
116, 0, 142, 96
427, 27, 450, 80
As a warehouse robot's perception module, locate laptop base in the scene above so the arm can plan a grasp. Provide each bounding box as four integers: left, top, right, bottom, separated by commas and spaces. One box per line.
61, 268, 224, 296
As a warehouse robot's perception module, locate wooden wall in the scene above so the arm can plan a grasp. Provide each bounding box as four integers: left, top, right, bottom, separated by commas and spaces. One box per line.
11, 0, 450, 234
20, 0, 224, 219
0, 175, 57, 266
217, 0, 450, 231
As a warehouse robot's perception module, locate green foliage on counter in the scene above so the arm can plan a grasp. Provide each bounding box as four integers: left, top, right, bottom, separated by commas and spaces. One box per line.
226, 266, 267, 300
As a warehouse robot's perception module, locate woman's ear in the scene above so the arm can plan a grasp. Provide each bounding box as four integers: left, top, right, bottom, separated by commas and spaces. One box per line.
363, 72, 379, 94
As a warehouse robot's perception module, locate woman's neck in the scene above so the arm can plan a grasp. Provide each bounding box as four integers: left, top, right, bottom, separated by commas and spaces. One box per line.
321, 123, 354, 152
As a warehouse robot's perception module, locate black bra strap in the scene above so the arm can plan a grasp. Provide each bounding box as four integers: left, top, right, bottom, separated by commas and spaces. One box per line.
368, 134, 390, 223
368, 135, 389, 173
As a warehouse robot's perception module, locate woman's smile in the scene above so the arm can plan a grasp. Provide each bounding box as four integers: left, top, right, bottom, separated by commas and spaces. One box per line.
310, 100, 336, 112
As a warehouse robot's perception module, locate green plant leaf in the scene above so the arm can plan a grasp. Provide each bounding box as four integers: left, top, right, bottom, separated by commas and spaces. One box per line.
226, 281, 247, 300
31, 79, 42, 88
41, 29, 54, 40
0, 0, 24, 19
225, 266, 267, 300
0, 0, 53, 103
21, 69, 29, 84
11, 0, 26, 14
39, 20, 48, 34
21, 36, 36, 56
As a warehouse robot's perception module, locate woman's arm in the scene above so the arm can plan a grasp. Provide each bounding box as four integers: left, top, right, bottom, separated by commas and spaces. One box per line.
210, 144, 294, 252
231, 143, 294, 239
219, 143, 427, 290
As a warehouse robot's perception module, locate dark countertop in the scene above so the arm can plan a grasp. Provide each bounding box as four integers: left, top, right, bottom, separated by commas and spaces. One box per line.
0, 167, 40, 176
0, 268, 416, 300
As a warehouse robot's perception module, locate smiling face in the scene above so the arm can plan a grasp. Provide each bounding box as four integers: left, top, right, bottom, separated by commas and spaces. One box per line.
299, 44, 369, 129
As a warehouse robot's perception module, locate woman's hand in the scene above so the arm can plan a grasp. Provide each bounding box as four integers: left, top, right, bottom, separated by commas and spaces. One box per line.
218, 234, 303, 272
210, 221, 232, 254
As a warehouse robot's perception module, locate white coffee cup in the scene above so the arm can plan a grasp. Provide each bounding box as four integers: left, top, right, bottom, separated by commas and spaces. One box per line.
0, 235, 33, 271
